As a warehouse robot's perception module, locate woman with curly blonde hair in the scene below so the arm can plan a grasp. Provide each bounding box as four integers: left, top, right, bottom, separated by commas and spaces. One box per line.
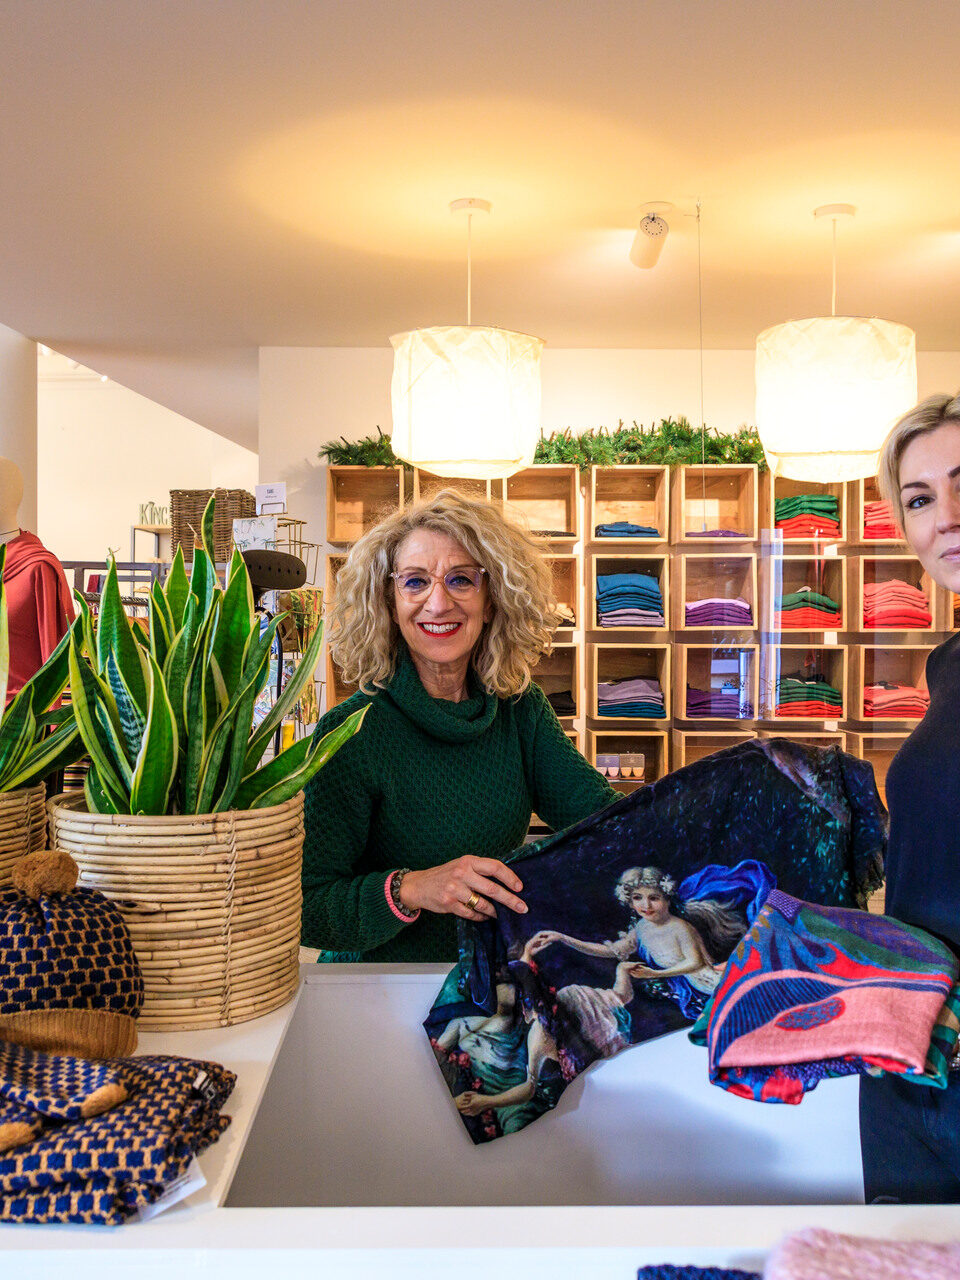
302, 489, 617, 962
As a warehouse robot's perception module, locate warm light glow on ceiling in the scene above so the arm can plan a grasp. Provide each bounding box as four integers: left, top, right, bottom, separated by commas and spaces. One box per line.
235, 97, 683, 260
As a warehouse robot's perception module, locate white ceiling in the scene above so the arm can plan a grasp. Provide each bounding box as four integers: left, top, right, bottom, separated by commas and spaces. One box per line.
4, 0, 960, 450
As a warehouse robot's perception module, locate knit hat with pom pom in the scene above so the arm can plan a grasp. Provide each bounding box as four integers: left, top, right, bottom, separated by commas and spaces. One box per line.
0, 850, 143, 1058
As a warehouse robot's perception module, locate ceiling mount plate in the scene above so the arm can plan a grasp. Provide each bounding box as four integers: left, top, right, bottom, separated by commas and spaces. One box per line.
814, 203, 857, 220
450, 198, 492, 216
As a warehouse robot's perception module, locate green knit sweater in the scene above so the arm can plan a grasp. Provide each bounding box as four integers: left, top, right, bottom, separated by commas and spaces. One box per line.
301, 646, 617, 961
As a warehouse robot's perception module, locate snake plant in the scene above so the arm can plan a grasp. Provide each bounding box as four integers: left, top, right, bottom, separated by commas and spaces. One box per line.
69, 495, 365, 814
0, 545, 86, 791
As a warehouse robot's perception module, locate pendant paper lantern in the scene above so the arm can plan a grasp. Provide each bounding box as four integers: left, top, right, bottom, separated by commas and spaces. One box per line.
390, 325, 543, 480
755, 316, 917, 482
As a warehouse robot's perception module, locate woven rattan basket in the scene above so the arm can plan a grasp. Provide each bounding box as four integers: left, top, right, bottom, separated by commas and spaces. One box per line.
169, 488, 256, 563
47, 792, 304, 1031
0, 784, 47, 886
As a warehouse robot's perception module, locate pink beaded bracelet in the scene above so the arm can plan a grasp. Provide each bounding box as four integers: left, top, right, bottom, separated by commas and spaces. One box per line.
385, 869, 420, 923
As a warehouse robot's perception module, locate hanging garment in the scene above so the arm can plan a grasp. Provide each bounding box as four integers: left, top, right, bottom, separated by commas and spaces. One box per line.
2, 531, 74, 706
765, 1228, 960, 1280
0, 1046, 235, 1224
689, 889, 960, 1104
424, 738, 887, 1143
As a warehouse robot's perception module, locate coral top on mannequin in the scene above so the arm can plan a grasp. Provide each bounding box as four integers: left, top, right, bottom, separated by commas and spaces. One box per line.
0, 457, 74, 705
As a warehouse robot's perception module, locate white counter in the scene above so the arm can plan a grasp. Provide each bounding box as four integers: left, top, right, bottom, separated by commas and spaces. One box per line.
3, 963, 960, 1278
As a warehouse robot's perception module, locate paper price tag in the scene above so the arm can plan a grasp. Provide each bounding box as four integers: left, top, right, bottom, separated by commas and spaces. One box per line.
136, 1156, 206, 1221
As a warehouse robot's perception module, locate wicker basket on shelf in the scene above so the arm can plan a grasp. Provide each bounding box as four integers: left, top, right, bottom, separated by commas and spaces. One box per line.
47, 792, 304, 1031
169, 488, 256, 563
0, 784, 47, 886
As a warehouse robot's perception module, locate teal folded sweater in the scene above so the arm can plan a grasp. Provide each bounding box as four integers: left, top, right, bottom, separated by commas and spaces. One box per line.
301, 645, 617, 961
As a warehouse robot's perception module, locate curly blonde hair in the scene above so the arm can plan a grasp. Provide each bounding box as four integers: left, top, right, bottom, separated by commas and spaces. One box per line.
327, 489, 560, 697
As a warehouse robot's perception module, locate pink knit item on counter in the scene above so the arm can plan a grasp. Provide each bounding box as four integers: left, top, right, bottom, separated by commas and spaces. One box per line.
764, 1227, 960, 1279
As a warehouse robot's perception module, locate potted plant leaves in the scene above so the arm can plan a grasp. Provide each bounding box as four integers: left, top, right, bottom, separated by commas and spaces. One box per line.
49, 497, 365, 1029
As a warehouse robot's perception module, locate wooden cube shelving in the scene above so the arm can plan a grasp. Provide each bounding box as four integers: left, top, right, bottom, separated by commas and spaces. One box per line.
677, 553, 757, 630
530, 642, 581, 722
855, 476, 902, 545
765, 474, 847, 543
413, 470, 494, 504
587, 728, 669, 785
502, 465, 579, 543
590, 553, 669, 631
673, 464, 757, 543
544, 553, 579, 633
850, 644, 934, 720
587, 643, 671, 722
327, 465, 404, 543
588, 465, 669, 544
678, 644, 759, 722
763, 554, 846, 633
671, 730, 756, 769
856, 555, 939, 633
757, 729, 847, 751
759, 644, 847, 722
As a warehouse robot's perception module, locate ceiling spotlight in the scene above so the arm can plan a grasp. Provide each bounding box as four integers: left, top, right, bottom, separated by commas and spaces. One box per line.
630, 202, 673, 269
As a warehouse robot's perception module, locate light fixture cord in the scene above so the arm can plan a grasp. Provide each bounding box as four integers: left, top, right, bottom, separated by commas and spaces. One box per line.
831, 216, 838, 317
466, 212, 473, 326
697, 198, 707, 529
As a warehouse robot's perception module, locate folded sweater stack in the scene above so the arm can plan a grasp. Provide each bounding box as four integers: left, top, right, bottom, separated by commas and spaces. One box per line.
594, 520, 660, 538
766, 1228, 960, 1280
774, 587, 842, 630
684, 596, 753, 627
596, 676, 665, 718
863, 498, 901, 540
863, 578, 932, 629
775, 674, 843, 719
686, 684, 753, 718
774, 494, 841, 540
596, 572, 664, 627
0, 1042, 235, 1225
863, 681, 930, 718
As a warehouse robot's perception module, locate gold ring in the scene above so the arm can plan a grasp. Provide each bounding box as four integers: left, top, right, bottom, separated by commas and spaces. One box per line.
465, 891, 481, 911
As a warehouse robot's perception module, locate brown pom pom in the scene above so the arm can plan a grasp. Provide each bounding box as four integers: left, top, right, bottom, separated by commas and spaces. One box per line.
12, 850, 79, 899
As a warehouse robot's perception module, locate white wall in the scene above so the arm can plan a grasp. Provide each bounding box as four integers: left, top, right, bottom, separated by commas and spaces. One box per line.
0, 323, 38, 531
258, 345, 960, 551
38, 355, 259, 567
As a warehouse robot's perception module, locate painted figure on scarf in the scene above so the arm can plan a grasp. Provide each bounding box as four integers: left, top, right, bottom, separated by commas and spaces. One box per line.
526, 864, 749, 1024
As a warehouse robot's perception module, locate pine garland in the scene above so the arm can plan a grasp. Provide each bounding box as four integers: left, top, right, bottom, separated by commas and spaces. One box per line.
317, 418, 767, 472
533, 418, 767, 471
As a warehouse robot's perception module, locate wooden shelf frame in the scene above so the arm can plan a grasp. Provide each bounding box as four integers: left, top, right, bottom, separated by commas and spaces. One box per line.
676, 552, 758, 631
590, 553, 670, 632
677, 644, 760, 723
326, 465, 405, 544
672, 464, 758, 544
587, 642, 671, 723
855, 554, 940, 633
671, 729, 756, 769
531, 641, 581, 722
588, 465, 669, 545
850, 643, 935, 721
502, 464, 580, 543
587, 728, 669, 784
764, 473, 848, 544
758, 642, 847, 723
762, 553, 846, 634
854, 476, 903, 546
